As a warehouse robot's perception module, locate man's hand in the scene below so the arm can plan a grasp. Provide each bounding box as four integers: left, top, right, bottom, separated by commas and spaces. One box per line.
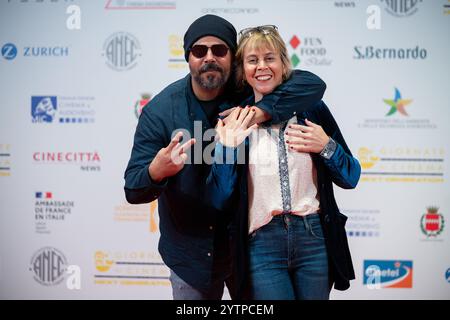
148, 132, 196, 182
219, 106, 270, 126
216, 107, 258, 147
285, 119, 330, 154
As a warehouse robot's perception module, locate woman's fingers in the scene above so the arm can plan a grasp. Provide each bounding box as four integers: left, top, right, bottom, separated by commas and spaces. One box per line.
286, 135, 308, 146
240, 108, 256, 129
288, 123, 313, 132
288, 144, 309, 153
244, 123, 259, 136
231, 106, 242, 120
218, 107, 238, 117
236, 106, 250, 123
285, 128, 307, 138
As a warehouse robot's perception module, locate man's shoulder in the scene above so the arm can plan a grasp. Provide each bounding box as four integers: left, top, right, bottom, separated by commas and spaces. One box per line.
143, 75, 189, 116
157, 75, 189, 99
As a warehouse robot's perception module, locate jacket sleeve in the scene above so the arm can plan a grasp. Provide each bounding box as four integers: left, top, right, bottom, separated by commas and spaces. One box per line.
124, 104, 169, 204
204, 142, 242, 211
256, 69, 326, 124
318, 102, 361, 189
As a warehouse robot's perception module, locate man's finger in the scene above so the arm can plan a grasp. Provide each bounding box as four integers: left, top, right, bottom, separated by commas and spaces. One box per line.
179, 138, 196, 154
167, 132, 184, 151
171, 153, 184, 166
216, 118, 224, 129
179, 153, 188, 163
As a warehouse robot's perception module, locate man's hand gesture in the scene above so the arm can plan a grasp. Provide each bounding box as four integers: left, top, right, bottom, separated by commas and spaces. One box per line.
149, 132, 196, 182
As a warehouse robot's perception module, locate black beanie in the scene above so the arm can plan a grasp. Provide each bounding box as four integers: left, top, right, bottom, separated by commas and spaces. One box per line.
183, 14, 237, 62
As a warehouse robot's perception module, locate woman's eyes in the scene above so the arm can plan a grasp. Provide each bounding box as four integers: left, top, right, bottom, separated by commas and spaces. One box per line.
247, 56, 275, 64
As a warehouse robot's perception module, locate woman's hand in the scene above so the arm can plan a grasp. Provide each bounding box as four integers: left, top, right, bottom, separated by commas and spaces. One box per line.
219, 106, 270, 126
285, 119, 330, 154
216, 107, 258, 147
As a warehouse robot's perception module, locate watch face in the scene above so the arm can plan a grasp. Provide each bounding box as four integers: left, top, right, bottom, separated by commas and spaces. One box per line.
321, 138, 336, 159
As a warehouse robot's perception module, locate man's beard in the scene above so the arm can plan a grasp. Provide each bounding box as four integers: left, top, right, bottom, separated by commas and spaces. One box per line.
191, 63, 229, 90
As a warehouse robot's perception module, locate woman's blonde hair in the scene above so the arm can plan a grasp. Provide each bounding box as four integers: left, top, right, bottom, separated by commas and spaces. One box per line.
235, 26, 292, 89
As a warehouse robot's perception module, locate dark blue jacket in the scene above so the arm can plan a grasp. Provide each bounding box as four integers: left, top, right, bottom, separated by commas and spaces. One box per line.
209, 99, 361, 297
124, 70, 326, 292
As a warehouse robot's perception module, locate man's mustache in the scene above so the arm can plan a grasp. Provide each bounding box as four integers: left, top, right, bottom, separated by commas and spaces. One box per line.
199, 63, 224, 74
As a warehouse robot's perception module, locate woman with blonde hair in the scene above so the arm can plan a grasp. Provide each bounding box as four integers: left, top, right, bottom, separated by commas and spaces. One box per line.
215, 25, 361, 300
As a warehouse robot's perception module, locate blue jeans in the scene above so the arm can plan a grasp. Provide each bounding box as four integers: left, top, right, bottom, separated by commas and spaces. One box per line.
247, 213, 330, 300
169, 268, 235, 300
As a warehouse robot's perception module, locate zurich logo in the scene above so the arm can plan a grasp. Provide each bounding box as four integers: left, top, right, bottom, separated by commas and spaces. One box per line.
1, 43, 18, 60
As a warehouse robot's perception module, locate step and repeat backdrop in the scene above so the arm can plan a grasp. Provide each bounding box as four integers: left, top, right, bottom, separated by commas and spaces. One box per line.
0, 0, 449, 299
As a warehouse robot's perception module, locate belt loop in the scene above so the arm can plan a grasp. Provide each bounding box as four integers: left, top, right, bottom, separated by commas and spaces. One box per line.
303, 215, 310, 232
282, 214, 288, 228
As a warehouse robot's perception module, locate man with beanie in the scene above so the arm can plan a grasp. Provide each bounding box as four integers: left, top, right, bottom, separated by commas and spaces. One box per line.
124, 14, 326, 299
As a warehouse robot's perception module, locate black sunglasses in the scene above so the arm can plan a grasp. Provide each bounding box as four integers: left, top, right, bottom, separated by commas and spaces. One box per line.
189, 44, 229, 58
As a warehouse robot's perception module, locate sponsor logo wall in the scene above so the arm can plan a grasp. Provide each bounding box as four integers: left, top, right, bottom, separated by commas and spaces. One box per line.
0, 0, 448, 299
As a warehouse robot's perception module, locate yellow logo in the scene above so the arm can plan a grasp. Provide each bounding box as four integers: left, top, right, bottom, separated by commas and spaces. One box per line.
358, 147, 380, 169
113, 201, 159, 233
149, 200, 158, 233
168, 35, 183, 57
95, 251, 114, 272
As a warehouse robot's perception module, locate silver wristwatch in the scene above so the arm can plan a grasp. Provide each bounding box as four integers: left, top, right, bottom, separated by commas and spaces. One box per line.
320, 137, 337, 160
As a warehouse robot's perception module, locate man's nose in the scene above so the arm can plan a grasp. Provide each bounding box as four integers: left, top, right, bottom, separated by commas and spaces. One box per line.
204, 48, 216, 62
